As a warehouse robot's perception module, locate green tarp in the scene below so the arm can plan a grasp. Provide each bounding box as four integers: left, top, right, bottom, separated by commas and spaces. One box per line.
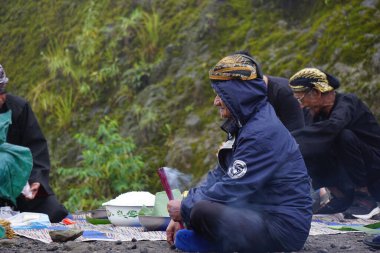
0, 110, 33, 205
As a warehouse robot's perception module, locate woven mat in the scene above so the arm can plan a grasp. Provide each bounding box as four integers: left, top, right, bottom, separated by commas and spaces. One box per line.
14, 213, 166, 243
310, 213, 380, 235
14, 213, 380, 243
14, 224, 166, 243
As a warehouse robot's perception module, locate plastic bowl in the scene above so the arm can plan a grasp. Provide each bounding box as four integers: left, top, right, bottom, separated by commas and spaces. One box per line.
138, 216, 171, 231
104, 205, 152, 226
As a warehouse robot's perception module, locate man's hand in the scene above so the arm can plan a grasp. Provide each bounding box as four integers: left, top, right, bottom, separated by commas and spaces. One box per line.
166, 219, 182, 245
24, 182, 40, 200
167, 200, 182, 222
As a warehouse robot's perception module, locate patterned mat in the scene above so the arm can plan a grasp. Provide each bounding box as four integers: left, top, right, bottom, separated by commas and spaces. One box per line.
13, 213, 380, 243
310, 213, 380, 235
13, 213, 166, 243
14, 225, 166, 243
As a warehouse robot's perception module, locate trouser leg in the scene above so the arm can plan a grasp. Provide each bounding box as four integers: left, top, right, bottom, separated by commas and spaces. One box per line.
336, 129, 371, 187
337, 130, 380, 202
366, 146, 380, 201
189, 200, 281, 253
303, 147, 354, 200
16, 195, 68, 223
368, 179, 380, 201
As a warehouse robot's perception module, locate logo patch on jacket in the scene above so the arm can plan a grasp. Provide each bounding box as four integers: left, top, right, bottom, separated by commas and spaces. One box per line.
227, 160, 247, 179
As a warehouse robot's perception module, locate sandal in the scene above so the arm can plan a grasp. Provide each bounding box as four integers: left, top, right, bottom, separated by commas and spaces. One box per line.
364, 235, 380, 249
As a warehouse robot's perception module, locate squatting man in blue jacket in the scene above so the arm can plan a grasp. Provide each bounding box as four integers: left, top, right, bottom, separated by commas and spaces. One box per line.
166, 53, 313, 253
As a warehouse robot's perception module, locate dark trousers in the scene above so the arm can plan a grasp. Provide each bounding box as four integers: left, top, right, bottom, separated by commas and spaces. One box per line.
304, 129, 380, 201
16, 195, 68, 223
189, 200, 287, 253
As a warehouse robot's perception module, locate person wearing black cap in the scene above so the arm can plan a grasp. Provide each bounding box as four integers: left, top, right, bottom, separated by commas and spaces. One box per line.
0, 64, 68, 222
289, 67, 380, 219
166, 54, 312, 253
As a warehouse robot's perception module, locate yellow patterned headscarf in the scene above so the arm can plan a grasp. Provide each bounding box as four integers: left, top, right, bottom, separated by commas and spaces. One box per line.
289, 68, 340, 93
209, 54, 261, 81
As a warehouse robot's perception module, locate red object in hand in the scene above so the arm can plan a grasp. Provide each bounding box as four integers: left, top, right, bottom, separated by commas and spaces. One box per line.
157, 167, 185, 229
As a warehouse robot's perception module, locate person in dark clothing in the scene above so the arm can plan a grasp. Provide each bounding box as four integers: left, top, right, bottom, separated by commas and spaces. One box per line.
264, 75, 305, 132
264, 75, 305, 131
234, 51, 305, 132
290, 67, 380, 219
166, 54, 312, 253
0, 64, 68, 222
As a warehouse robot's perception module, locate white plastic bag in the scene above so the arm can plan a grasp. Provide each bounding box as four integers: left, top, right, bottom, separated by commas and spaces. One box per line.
6, 212, 51, 228
0, 206, 19, 219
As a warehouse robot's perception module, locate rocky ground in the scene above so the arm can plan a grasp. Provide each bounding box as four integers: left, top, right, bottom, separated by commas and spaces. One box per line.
0, 232, 379, 253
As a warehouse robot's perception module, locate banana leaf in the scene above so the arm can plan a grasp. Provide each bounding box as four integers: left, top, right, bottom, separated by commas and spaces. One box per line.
139, 189, 182, 217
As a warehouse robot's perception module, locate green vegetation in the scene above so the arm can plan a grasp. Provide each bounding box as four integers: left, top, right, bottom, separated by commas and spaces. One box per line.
56, 117, 146, 211
1, 0, 379, 211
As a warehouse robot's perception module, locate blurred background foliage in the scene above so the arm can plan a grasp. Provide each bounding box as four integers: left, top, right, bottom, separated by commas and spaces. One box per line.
57, 117, 146, 211
0, 0, 379, 211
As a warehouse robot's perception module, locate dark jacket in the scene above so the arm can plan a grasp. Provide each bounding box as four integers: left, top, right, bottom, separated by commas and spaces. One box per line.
181, 78, 312, 250
267, 76, 304, 131
293, 92, 380, 172
0, 94, 53, 195
292, 93, 380, 182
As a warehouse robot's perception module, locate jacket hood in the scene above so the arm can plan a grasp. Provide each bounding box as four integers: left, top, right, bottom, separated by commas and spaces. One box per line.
211, 78, 268, 126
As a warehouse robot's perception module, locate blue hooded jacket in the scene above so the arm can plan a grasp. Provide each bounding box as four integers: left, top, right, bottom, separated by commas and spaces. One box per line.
181, 78, 312, 250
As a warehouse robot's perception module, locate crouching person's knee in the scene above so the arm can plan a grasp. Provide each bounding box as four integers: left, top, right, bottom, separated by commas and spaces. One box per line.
190, 200, 214, 224
337, 129, 358, 148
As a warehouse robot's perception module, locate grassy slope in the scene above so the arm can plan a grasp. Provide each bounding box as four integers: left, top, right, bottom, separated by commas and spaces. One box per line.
1, 0, 379, 206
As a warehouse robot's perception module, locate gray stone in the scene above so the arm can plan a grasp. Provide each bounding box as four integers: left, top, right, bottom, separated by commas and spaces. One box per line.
49, 229, 83, 242
164, 136, 194, 170
63, 241, 77, 251
0, 239, 15, 247
70, 244, 93, 253
277, 20, 288, 29
46, 245, 59, 251
372, 43, 380, 72
333, 62, 356, 77
361, 0, 379, 8
185, 114, 200, 128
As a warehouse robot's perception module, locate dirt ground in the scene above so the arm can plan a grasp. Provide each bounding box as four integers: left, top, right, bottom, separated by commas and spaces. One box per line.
0, 232, 378, 253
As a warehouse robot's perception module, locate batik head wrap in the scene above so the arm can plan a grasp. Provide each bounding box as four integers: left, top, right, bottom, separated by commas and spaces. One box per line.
0, 65, 9, 94
289, 68, 340, 93
209, 53, 263, 81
